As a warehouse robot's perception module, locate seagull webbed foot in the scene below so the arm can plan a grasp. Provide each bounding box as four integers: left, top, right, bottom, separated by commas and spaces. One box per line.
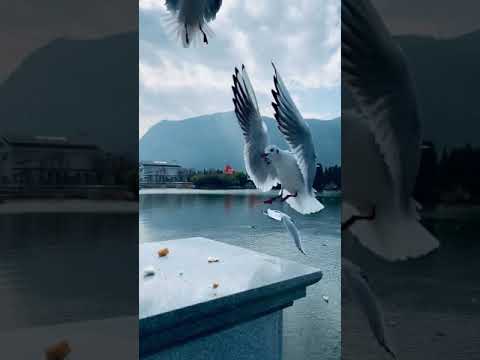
341, 206, 376, 231
281, 192, 298, 202
185, 25, 190, 45
200, 25, 208, 44
263, 191, 283, 204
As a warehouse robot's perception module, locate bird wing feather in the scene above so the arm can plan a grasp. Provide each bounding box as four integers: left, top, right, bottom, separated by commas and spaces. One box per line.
232, 65, 278, 191
342, 0, 421, 209
271, 63, 317, 194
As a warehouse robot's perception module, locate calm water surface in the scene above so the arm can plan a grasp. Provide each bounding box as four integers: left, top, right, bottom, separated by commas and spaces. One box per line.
140, 189, 341, 360
0, 212, 138, 331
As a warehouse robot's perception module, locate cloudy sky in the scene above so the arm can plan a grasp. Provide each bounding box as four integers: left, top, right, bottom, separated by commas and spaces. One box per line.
139, 0, 341, 137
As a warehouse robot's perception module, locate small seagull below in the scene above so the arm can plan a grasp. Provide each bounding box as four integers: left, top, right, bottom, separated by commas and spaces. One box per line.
264, 208, 306, 255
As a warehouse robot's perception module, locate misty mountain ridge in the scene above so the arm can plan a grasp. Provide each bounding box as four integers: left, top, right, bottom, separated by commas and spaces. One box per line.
140, 112, 340, 170
0, 32, 138, 160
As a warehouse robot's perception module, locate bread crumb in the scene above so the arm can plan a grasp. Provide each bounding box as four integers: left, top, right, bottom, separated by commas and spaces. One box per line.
212, 282, 219, 289
158, 248, 169, 257
45, 340, 71, 360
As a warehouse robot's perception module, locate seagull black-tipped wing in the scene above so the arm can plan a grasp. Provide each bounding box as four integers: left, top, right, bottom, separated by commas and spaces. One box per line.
342, 0, 421, 206
232, 65, 278, 191
271, 63, 316, 193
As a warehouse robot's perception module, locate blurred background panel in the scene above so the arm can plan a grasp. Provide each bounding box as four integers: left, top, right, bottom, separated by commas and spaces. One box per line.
342, 0, 480, 359
0, 1, 138, 358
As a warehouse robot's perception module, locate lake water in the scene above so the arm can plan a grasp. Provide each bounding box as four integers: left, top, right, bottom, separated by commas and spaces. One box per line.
0, 211, 138, 331
140, 189, 341, 360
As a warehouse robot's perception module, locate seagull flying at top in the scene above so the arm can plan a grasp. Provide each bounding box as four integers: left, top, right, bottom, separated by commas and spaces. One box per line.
264, 208, 306, 255
232, 64, 324, 215
341, 0, 439, 260
164, 0, 222, 47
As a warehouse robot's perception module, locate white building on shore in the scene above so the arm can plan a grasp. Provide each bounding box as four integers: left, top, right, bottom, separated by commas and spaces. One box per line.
0, 136, 101, 186
139, 161, 192, 188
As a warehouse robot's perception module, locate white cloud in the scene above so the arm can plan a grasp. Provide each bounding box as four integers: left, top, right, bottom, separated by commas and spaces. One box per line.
286, 5, 303, 21
140, 58, 230, 92
138, 0, 164, 11
324, 0, 341, 48
244, 0, 268, 18
292, 46, 340, 89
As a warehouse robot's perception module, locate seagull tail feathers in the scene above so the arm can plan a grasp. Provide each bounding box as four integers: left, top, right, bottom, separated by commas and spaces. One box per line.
285, 192, 324, 215
160, 11, 214, 48
350, 210, 439, 261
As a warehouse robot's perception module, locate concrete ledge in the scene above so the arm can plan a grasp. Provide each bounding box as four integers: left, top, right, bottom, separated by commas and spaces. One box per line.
139, 237, 322, 357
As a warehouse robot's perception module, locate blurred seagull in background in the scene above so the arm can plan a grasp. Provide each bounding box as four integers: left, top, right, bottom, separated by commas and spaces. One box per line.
164, 0, 222, 47
342, 258, 397, 359
264, 208, 306, 255
341, 0, 439, 260
232, 64, 324, 215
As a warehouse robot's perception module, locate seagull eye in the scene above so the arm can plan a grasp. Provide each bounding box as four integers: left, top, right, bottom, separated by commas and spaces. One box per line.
276, 149, 279, 154
270, 149, 274, 152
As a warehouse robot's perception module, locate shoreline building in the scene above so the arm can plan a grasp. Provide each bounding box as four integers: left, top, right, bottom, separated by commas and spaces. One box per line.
139, 161, 193, 188
0, 136, 102, 187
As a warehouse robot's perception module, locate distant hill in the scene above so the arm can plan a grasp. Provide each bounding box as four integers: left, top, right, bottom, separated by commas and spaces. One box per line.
140, 112, 340, 170
0, 32, 138, 160
344, 30, 480, 150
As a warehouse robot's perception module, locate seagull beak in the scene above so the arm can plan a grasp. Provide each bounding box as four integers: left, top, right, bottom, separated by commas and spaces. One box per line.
260, 153, 268, 159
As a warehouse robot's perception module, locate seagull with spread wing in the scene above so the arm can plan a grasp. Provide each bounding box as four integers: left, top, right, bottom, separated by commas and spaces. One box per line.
232, 64, 324, 215
341, 0, 439, 261
164, 0, 222, 47
264, 208, 306, 255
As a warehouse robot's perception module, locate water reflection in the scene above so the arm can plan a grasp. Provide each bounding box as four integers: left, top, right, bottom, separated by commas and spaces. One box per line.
0, 213, 138, 330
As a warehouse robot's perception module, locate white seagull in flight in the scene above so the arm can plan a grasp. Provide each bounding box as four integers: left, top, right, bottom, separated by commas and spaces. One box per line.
341, 0, 439, 260
264, 208, 306, 255
164, 0, 222, 47
232, 64, 324, 215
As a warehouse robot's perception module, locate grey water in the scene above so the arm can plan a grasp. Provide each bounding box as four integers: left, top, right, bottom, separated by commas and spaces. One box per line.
0, 212, 138, 331
140, 189, 341, 360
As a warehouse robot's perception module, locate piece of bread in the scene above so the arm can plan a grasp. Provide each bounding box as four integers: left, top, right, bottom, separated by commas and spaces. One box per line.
45, 340, 71, 360
158, 248, 169, 257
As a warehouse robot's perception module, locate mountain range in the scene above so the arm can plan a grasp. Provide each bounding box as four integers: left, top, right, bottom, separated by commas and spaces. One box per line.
140, 112, 340, 170
0, 32, 138, 160
1, 28, 479, 163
